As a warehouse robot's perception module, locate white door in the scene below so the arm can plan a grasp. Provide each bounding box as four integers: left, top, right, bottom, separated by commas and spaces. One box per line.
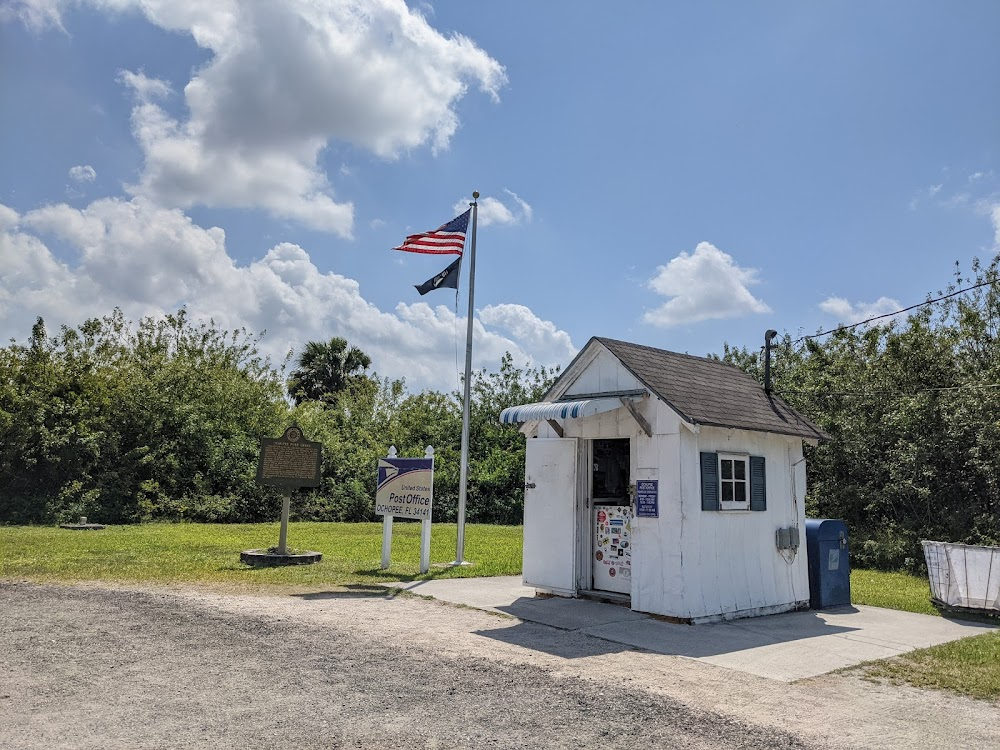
522, 438, 578, 594
593, 504, 632, 593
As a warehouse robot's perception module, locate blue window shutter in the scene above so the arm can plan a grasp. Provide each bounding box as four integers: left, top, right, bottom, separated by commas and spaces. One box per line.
700, 452, 719, 511
750, 455, 766, 511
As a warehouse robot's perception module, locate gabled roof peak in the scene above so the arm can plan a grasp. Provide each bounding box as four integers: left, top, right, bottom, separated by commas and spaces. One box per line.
551, 336, 828, 442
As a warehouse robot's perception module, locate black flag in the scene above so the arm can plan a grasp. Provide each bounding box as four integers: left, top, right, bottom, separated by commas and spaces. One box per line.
415, 255, 462, 295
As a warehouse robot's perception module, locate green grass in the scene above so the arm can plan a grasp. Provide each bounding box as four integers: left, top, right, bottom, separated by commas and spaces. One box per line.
849, 567, 1000, 701
849, 568, 939, 615
854, 629, 1000, 701
0, 522, 522, 590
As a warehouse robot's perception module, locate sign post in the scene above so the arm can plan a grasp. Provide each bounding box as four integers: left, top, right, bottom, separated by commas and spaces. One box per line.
376, 446, 434, 573
255, 424, 322, 556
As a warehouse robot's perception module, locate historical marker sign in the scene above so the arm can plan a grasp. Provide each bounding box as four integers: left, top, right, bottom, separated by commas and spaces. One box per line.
256, 425, 322, 489
635, 479, 659, 518
253, 424, 323, 557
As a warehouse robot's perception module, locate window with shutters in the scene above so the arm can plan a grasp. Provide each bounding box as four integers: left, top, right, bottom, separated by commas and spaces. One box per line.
719, 453, 749, 510
701, 451, 766, 512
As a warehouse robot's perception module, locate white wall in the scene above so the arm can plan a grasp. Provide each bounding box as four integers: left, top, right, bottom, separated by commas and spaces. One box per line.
673, 426, 809, 621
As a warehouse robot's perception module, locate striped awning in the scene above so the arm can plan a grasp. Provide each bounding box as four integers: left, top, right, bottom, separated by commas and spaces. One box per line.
500, 396, 630, 424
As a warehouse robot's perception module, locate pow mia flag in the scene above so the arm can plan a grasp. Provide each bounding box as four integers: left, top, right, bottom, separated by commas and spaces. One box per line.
415, 255, 462, 296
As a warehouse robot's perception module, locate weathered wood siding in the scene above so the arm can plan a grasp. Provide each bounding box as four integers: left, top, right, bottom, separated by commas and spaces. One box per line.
673, 426, 809, 621
525, 342, 810, 621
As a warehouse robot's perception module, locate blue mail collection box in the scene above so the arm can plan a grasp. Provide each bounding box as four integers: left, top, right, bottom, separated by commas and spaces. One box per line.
805, 519, 851, 609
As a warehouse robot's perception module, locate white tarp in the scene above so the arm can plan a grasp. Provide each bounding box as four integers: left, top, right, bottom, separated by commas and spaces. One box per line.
922, 540, 1000, 611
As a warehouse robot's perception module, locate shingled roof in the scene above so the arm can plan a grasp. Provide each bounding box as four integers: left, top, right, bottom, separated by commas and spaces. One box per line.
568, 337, 828, 441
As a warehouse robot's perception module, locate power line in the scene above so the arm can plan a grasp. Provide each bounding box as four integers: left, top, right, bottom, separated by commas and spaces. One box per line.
778, 381, 1000, 399
792, 278, 998, 345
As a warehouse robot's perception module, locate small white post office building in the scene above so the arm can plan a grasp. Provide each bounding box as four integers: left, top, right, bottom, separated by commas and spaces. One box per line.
500, 337, 828, 623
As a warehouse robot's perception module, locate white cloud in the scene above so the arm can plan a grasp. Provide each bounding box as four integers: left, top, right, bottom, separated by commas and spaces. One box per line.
0, 0, 64, 31
992, 204, 1000, 247
479, 304, 577, 362
503, 189, 533, 222
643, 242, 771, 327
0, 204, 19, 229
0, 198, 571, 392
818, 296, 902, 325
64, 0, 506, 236
117, 69, 173, 102
68, 165, 97, 183
452, 190, 532, 227
11, 2, 506, 235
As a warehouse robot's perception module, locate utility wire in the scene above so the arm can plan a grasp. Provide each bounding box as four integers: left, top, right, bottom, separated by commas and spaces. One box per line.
778, 381, 1000, 399
792, 278, 998, 345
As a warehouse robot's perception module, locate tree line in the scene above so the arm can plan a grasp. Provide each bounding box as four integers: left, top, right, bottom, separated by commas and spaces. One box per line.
722, 258, 1000, 571
0, 309, 553, 528
2, 258, 999, 572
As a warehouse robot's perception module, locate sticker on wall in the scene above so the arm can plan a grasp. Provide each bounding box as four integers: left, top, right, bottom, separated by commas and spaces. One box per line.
595, 551, 603, 561
597, 510, 607, 523
609, 568, 616, 577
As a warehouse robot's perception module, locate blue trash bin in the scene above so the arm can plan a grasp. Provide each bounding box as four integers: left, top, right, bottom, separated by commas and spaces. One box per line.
805, 519, 851, 609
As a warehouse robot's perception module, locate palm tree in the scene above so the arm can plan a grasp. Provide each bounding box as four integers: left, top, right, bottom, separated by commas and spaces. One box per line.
287, 337, 372, 405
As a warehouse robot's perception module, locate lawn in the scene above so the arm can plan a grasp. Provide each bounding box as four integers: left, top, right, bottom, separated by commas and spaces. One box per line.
849, 568, 939, 615
0, 521, 522, 589
848, 567, 1000, 701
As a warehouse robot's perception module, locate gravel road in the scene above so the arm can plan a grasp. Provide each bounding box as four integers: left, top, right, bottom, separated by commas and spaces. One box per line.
1, 582, 996, 749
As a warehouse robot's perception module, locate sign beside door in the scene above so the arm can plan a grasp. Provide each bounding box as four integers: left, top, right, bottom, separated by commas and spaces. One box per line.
635, 479, 659, 518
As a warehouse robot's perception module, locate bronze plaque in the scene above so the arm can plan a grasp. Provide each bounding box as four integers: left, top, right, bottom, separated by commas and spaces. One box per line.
256, 425, 322, 488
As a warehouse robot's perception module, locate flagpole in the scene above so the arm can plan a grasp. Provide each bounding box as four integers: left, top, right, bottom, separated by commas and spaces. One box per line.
452, 190, 479, 566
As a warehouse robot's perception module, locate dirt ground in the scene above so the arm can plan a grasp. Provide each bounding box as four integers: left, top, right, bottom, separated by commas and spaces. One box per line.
1, 581, 997, 749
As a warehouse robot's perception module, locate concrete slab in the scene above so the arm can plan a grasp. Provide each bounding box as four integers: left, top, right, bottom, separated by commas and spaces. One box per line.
381, 576, 998, 682
387, 576, 537, 611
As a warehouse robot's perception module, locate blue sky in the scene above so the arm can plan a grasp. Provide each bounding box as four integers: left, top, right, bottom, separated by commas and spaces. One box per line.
2, 1, 999, 392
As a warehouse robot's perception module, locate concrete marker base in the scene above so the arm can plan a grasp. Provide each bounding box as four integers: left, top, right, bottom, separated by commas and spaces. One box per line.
240, 549, 322, 567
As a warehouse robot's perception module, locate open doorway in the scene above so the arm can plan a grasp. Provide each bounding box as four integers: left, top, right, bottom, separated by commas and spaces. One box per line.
591, 438, 631, 594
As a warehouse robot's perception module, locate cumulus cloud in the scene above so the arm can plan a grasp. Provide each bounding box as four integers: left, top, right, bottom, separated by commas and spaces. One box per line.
478, 304, 576, 362
992, 204, 1000, 246
0, 0, 64, 31
0, 198, 571, 392
818, 296, 903, 324
62, 0, 505, 236
68, 165, 97, 183
0, 204, 19, 229
643, 242, 771, 327
453, 189, 532, 227
117, 69, 173, 102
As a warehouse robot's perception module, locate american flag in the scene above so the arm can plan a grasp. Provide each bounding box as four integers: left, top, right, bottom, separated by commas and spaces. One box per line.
392, 209, 470, 255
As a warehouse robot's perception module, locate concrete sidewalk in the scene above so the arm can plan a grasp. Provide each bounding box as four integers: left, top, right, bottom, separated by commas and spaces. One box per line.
384, 576, 997, 682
